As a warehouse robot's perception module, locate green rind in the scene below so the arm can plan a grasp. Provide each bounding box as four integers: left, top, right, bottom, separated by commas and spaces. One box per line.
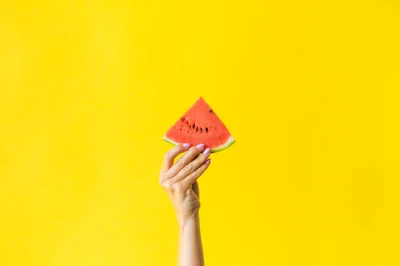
209, 135, 236, 153
162, 135, 235, 153
162, 136, 179, 147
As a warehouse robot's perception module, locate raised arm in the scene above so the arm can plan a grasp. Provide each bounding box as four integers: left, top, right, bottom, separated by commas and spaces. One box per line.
159, 143, 211, 266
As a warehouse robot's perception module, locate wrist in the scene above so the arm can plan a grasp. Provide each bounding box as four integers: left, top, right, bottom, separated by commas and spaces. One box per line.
178, 212, 199, 229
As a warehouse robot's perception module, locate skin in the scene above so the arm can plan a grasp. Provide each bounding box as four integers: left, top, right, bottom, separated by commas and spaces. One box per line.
159, 143, 211, 266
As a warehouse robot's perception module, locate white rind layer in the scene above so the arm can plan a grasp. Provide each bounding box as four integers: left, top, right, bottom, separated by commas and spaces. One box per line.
162, 135, 235, 153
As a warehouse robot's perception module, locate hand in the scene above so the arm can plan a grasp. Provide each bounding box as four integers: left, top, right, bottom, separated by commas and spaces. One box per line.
159, 143, 211, 225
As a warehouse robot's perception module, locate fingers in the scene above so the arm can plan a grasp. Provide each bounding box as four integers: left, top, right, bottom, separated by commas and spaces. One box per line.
160, 143, 190, 174
169, 147, 210, 184
182, 158, 211, 185
163, 144, 206, 180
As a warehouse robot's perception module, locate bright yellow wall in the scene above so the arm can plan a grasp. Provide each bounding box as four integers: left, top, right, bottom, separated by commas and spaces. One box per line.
1, 1, 399, 265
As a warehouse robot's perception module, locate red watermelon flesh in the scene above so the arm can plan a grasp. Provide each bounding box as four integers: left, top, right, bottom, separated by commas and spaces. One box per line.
163, 97, 235, 153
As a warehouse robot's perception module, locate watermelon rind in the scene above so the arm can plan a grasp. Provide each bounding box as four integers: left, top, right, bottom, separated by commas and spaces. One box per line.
162, 135, 235, 153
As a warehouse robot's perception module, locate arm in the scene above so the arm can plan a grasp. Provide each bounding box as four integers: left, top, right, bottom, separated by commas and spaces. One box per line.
178, 212, 203, 266
160, 143, 210, 266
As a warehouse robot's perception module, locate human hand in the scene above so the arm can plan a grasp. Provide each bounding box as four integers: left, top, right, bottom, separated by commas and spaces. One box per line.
159, 143, 211, 225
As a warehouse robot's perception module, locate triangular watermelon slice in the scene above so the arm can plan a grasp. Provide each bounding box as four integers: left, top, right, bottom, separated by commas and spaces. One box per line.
163, 97, 235, 153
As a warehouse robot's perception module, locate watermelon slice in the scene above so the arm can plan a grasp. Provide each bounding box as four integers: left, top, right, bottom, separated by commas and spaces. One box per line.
163, 97, 235, 153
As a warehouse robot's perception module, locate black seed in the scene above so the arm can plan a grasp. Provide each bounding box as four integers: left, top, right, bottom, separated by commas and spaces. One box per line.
200, 128, 203, 132
196, 127, 198, 132
205, 127, 208, 133
192, 124, 195, 129
209, 109, 213, 113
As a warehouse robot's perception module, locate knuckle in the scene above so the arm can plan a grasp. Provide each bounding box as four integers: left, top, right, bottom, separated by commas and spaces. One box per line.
159, 178, 172, 188
187, 147, 198, 156
188, 146, 197, 152
163, 180, 172, 188
184, 163, 194, 173
177, 157, 186, 165
172, 182, 183, 191
189, 150, 197, 157
164, 152, 172, 160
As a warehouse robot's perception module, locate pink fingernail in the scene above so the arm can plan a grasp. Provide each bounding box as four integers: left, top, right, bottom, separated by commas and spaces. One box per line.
203, 148, 210, 156
183, 143, 190, 148
196, 143, 204, 149
205, 158, 211, 165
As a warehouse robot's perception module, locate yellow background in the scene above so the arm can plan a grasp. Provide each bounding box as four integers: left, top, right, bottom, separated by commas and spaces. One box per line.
1, 1, 399, 265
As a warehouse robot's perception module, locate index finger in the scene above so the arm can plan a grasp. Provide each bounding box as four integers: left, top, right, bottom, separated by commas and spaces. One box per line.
160, 143, 191, 174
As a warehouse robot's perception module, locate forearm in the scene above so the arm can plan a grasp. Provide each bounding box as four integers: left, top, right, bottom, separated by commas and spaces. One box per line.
160, 144, 209, 266
178, 213, 204, 266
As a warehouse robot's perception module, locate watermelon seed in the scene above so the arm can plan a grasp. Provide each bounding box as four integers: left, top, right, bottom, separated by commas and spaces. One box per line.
205, 127, 208, 133
196, 127, 198, 132
192, 124, 195, 129
200, 128, 203, 133
209, 109, 213, 113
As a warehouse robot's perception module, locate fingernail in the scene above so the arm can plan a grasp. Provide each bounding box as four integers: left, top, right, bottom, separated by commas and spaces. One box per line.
203, 148, 210, 156
205, 158, 211, 165
183, 143, 190, 148
196, 143, 204, 149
